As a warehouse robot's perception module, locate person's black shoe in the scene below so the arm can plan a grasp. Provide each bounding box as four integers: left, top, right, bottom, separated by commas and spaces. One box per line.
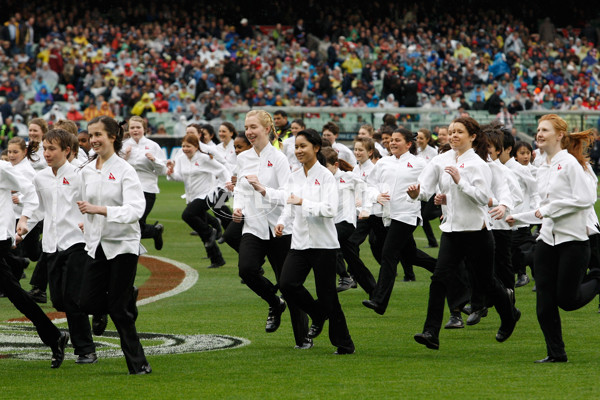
190, 231, 199, 236
334, 345, 355, 355
92, 314, 108, 336
466, 307, 488, 326
217, 237, 226, 244
76, 352, 98, 364
28, 287, 47, 303
294, 338, 313, 350
496, 308, 521, 342
153, 223, 164, 250
265, 298, 286, 333
337, 276, 355, 292
535, 355, 568, 363
426, 243, 439, 248
130, 364, 152, 375
51, 331, 69, 369
444, 313, 464, 329
403, 275, 416, 282
414, 331, 439, 350
462, 304, 472, 315
207, 258, 226, 268
204, 228, 217, 249
307, 317, 326, 339
515, 274, 530, 287
362, 299, 385, 315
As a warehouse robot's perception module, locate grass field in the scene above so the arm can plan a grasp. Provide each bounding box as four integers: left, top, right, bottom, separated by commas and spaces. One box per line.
1, 177, 600, 399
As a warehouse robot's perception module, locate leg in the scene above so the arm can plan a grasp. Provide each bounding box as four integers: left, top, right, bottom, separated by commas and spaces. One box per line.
556, 241, 598, 311
222, 220, 243, 253
280, 250, 319, 320
181, 198, 213, 242
342, 222, 376, 295
238, 234, 279, 307
139, 192, 157, 240
368, 216, 387, 265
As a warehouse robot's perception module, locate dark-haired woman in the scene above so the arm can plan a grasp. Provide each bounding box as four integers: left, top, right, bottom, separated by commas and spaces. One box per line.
282, 119, 305, 171
278, 129, 355, 354
409, 117, 519, 350
362, 129, 436, 315
234, 110, 308, 348
167, 133, 229, 268
77, 116, 151, 374
507, 114, 600, 363
217, 122, 238, 171
123, 116, 166, 251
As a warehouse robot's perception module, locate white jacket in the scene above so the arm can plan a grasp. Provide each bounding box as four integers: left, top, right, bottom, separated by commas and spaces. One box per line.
0, 160, 38, 242
169, 150, 230, 203
123, 136, 167, 193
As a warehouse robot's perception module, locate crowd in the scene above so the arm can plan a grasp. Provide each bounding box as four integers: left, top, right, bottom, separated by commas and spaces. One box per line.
0, 2, 600, 141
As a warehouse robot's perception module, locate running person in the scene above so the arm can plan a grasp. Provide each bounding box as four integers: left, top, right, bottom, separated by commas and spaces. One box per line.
77, 116, 151, 374
123, 116, 166, 251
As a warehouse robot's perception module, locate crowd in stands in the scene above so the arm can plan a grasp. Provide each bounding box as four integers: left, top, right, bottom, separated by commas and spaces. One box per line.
1, 0, 600, 140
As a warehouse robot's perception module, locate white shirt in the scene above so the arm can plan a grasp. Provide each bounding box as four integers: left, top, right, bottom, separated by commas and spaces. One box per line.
168, 151, 230, 203
234, 143, 291, 240
282, 135, 301, 171
532, 148, 544, 167
123, 136, 167, 193
278, 162, 339, 249
11, 158, 36, 216
513, 150, 596, 245
217, 140, 237, 172
585, 165, 600, 235
0, 161, 38, 242
417, 145, 438, 162
333, 169, 364, 226
31, 162, 85, 253
77, 148, 89, 163
504, 158, 540, 228
353, 159, 381, 215
416, 149, 492, 232
366, 151, 425, 226
29, 144, 47, 171
80, 154, 146, 260
491, 159, 523, 230
332, 141, 357, 166
375, 141, 388, 157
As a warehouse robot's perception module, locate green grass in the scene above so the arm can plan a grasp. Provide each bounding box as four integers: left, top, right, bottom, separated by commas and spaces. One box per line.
1, 177, 600, 399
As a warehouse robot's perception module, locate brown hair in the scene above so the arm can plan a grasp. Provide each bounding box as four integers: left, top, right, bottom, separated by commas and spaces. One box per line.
128, 115, 148, 133
55, 119, 78, 136
28, 118, 49, 135
539, 114, 595, 169
321, 146, 353, 172
353, 136, 375, 159
452, 116, 489, 161
8, 137, 37, 162
359, 124, 374, 137
322, 121, 340, 136
220, 121, 238, 139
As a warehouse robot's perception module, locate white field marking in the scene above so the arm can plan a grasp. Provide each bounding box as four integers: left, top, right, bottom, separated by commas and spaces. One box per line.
6, 255, 198, 326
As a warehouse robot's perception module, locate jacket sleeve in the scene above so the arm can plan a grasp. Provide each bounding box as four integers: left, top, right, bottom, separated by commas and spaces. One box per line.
106, 171, 145, 223
456, 163, 492, 206
539, 163, 596, 219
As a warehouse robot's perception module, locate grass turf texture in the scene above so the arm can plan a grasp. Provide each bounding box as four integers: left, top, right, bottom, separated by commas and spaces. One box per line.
1, 176, 600, 399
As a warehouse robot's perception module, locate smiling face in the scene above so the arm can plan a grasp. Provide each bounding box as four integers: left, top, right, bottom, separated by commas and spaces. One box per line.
218, 124, 234, 144
322, 129, 336, 144
416, 131, 428, 150
294, 134, 318, 166
536, 120, 562, 154
128, 120, 145, 142
233, 136, 252, 156
437, 128, 449, 145
353, 141, 372, 163
381, 133, 391, 150
88, 122, 115, 159
290, 122, 303, 136
449, 122, 474, 155
182, 140, 199, 159
28, 123, 44, 143
390, 132, 411, 157
7, 143, 26, 165
244, 115, 270, 149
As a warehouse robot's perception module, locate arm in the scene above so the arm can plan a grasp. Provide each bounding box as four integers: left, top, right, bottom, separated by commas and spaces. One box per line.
452, 164, 492, 206
539, 164, 596, 219
298, 173, 339, 218
105, 171, 145, 223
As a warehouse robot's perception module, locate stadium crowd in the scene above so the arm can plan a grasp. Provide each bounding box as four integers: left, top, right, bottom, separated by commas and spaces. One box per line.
0, 1, 600, 140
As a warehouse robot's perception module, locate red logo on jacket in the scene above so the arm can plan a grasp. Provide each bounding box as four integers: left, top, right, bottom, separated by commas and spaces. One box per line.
195, 162, 199, 166
62, 177, 69, 185
108, 173, 116, 180
407, 162, 413, 168
267, 161, 273, 167
557, 164, 562, 170
459, 163, 465, 168
314, 179, 320, 186
339, 178, 345, 183
145, 146, 150, 150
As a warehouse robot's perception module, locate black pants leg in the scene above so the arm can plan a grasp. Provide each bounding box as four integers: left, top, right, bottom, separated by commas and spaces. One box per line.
512, 227, 536, 276
493, 230, 514, 291
222, 221, 243, 253
46, 244, 95, 355
29, 252, 49, 290
337, 221, 376, 295
535, 240, 598, 358
238, 233, 308, 346
280, 249, 354, 351
182, 198, 213, 242
371, 221, 417, 312
349, 216, 386, 265
0, 239, 60, 348
79, 246, 148, 373
211, 188, 232, 229
420, 198, 440, 247
423, 231, 513, 338
139, 192, 157, 239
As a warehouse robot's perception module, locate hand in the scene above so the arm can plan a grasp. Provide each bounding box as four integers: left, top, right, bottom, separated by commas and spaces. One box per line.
78, 222, 84, 233
16, 217, 28, 236
225, 182, 235, 192
145, 152, 155, 162
358, 210, 370, 220
245, 175, 265, 195
232, 208, 243, 223
535, 209, 543, 219
12, 194, 19, 204
231, 176, 238, 186
124, 146, 132, 159
377, 192, 390, 205
434, 193, 447, 205
489, 204, 507, 220
505, 215, 515, 227
355, 198, 362, 207
444, 166, 461, 184
15, 234, 23, 245
287, 193, 302, 205
488, 198, 494, 208
166, 160, 175, 175
275, 224, 284, 237
407, 184, 420, 199
77, 201, 106, 215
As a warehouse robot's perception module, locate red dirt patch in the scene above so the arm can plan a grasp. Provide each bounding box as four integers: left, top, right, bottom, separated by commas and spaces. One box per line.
8, 255, 184, 322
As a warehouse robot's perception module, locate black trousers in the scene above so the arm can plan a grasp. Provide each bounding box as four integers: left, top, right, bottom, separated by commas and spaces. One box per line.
349, 216, 387, 265
335, 221, 376, 295
222, 220, 243, 253
280, 249, 354, 352
420, 198, 441, 247
423, 230, 514, 338
373, 220, 437, 313
471, 229, 514, 310
0, 239, 61, 348
211, 188, 232, 229
29, 252, 49, 290
238, 233, 308, 346
182, 198, 216, 243
535, 240, 599, 358
140, 192, 159, 239
79, 246, 148, 373
46, 243, 95, 355
512, 226, 536, 277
